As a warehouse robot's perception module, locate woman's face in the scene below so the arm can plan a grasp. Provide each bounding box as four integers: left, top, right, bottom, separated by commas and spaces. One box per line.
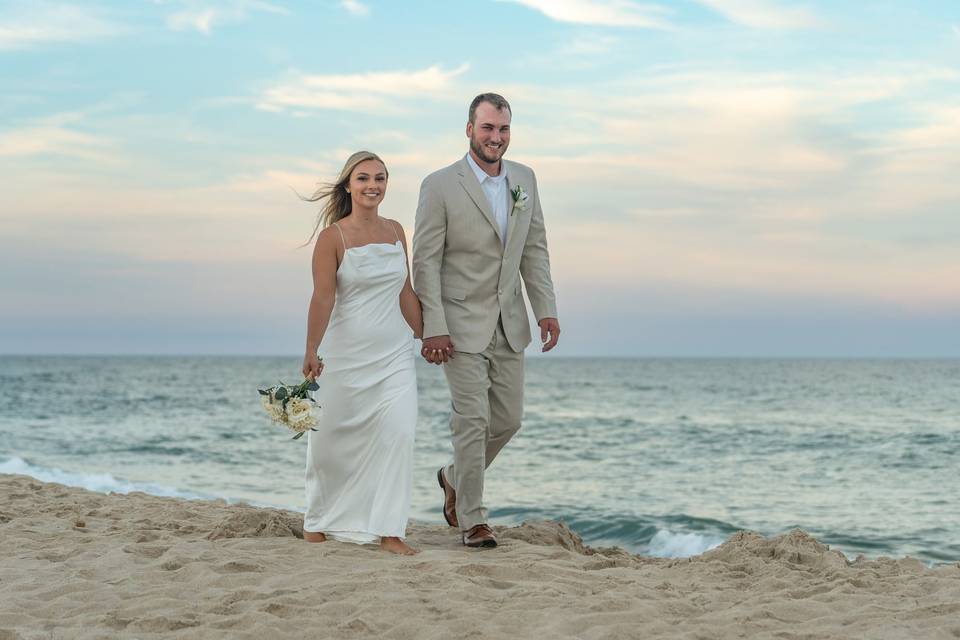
347, 159, 387, 210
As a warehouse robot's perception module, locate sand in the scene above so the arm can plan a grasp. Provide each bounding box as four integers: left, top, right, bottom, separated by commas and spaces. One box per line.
1, 474, 958, 639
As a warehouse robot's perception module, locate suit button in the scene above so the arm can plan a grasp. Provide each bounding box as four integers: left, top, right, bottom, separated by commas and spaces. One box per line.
498, 289, 503, 295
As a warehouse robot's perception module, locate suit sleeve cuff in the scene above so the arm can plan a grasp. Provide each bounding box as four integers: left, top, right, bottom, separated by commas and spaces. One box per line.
532, 299, 558, 322
423, 313, 449, 339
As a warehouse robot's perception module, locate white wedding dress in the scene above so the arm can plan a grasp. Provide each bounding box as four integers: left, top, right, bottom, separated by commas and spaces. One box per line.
303, 223, 417, 544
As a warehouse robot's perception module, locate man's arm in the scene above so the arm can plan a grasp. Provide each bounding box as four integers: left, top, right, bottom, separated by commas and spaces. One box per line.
412, 176, 455, 362
519, 170, 558, 324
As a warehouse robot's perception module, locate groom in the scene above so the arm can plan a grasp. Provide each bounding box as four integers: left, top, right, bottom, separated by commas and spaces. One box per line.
412, 93, 560, 548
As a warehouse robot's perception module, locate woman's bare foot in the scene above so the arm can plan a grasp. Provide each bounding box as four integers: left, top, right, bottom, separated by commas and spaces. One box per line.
303, 530, 327, 543
380, 536, 417, 555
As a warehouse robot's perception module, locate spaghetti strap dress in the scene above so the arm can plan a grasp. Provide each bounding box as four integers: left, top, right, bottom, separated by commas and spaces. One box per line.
303, 222, 417, 544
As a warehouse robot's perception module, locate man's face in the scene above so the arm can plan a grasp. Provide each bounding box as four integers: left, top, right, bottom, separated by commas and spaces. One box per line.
467, 102, 511, 164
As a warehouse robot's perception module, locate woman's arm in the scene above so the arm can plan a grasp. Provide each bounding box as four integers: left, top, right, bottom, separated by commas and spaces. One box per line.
393, 221, 424, 338
302, 228, 340, 379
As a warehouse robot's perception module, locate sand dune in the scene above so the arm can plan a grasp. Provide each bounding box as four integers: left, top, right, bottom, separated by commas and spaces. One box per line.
1, 474, 958, 639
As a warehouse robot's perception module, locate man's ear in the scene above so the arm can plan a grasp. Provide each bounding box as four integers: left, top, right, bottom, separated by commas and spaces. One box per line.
465, 121, 473, 138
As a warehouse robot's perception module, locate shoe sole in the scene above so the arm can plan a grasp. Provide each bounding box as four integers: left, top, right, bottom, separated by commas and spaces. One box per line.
464, 539, 498, 548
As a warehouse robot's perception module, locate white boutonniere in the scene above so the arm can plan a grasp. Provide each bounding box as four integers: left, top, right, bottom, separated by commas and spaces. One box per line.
511, 185, 528, 216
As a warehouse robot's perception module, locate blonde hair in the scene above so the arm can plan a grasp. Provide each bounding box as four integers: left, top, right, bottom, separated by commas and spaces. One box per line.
301, 151, 388, 246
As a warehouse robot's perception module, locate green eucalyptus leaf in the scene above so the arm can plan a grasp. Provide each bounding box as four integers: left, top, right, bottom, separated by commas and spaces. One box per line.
307, 382, 319, 391
291, 431, 305, 440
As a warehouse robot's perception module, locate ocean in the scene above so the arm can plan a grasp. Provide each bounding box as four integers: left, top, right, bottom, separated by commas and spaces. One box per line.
1, 355, 957, 564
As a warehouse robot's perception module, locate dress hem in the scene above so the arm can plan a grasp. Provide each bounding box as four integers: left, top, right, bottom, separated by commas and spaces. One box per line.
303, 529, 407, 545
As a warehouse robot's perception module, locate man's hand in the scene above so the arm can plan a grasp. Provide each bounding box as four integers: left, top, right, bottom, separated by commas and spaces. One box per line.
539, 318, 560, 352
421, 335, 455, 364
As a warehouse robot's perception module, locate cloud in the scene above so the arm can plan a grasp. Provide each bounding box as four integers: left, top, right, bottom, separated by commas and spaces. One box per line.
502, 0, 821, 31
545, 216, 960, 311
882, 105, 960, 152
486, 65, 960, 312
257, 63, 470, 114
500, 0, 673, 29
0, 94, 150, 161
167, 8, 216, 34
0, 125, 110, 160
497, 70, 916, 194
340, 0, 370, 17
854, 104, 960, 214
695, 0, 823, 29
510, 34, 622, 70
0, 3, 126, 49
165, 0, 288, 34
0, 108, 117, 160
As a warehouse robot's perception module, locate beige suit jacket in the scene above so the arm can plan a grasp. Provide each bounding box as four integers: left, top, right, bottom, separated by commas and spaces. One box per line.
412, 157, 558, 354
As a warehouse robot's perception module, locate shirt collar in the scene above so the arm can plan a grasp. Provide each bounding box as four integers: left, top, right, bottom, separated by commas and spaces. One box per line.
465, 153, 506, 185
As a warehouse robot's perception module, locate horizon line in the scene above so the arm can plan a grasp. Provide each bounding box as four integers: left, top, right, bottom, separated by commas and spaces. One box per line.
2, 353, 959, 360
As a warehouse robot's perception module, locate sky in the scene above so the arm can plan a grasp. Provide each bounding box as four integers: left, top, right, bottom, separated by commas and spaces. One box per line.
1, 0, 959, 357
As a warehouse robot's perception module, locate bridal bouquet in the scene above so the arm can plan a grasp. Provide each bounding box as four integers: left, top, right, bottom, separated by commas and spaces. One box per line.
258, 377, 321, 440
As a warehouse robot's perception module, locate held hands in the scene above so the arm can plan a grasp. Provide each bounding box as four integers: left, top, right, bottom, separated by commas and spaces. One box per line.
302, 351, 325, 381
421, 335, 455, 365
539, 318, 561, 352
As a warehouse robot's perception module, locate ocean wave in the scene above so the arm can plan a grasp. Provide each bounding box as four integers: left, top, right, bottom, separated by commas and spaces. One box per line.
644, 529, 725, 558
493, 506, 733, 559
0, 456, 214, 500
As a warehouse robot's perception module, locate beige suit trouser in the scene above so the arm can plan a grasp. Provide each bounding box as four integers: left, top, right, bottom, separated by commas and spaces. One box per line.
442, 319, 524, 531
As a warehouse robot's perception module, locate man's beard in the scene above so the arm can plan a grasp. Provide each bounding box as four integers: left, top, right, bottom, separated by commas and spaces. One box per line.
470, 136, 505, 164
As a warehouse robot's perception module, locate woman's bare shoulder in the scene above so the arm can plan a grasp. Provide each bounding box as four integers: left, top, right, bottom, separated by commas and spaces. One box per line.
382, 217, 406, 236
312, 224, 344, 257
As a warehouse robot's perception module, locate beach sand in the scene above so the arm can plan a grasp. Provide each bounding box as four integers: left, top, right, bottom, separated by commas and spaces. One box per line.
1, 474, 958, 639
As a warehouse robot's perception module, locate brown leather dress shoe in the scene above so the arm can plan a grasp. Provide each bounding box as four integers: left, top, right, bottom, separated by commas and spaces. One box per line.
462, 524, 497, 548
437, 467, 458, 528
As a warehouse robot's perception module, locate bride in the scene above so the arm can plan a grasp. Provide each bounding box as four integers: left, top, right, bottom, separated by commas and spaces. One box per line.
299, 151, 423, 555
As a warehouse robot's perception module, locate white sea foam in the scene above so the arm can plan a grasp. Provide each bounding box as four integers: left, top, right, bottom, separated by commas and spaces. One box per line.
0, 456, 214, 501
0, 456, 304, 512
645, 529, 725, 558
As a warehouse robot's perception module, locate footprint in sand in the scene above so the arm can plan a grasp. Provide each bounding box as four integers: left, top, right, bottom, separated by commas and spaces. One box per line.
214, 560, 264, 573
135, 531, 162, 543
121, 544, 169, 559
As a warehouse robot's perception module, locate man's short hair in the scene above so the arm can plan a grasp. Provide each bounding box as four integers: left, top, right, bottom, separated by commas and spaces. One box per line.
469, 93, 512, 124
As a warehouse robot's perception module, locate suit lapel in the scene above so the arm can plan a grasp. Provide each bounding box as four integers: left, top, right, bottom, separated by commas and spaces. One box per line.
504, 163, 521, 255
457, 158, 503, 246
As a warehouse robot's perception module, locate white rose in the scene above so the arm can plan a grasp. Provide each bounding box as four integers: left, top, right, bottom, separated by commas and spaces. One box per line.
286, 398, 315, 426
260, 395, 285, 422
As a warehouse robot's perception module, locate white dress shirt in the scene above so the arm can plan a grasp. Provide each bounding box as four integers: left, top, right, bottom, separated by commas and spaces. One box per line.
466, 153, 509, 248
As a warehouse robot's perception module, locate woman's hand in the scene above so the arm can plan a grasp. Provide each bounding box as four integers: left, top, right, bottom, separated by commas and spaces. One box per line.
302, 351, 324, 381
